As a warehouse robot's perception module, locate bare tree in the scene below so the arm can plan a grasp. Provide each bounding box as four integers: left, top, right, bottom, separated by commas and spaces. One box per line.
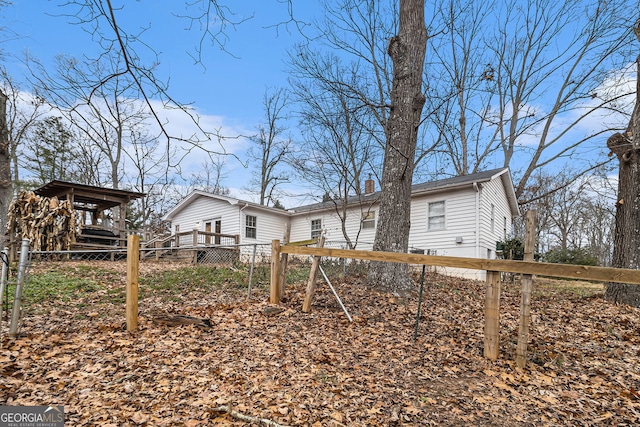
246, 88, 291, 207
290, 53, 379, 248
426, 0, 636, 198
167, 156, 230, 203
366, 0, 428, 295
73, 127, 107, 186
427, 0, 499, 176
29, 54, 153, 189
0, 90, 9, 242
189, 157, 230, 196
49, 0, 246, 152
545, 180, 590, 252
514, 168, 616, 264
0, 67, 47, 239
123, 126, 172, 236
605, 20, 640, 305
579, 175, 616, 266
0, 68, 48, 184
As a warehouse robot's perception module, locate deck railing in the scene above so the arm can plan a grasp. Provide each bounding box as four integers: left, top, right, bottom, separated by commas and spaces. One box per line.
150, 230, 240, 248
142, 230, 241, 260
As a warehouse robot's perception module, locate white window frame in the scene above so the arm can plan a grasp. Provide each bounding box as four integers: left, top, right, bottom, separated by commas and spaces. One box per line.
311, 218, 322, 238
245, 215, 257, 239
427, 201, 446, 231
362, 211, 376, 230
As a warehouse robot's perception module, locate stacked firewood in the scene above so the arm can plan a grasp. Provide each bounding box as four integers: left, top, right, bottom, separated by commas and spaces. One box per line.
7, 191, 77, 251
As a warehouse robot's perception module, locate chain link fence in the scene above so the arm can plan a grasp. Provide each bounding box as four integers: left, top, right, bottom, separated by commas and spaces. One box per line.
20, 239, 453, 290
27, 244, 275, 282
0, 240, 460, 338
1, 239, 456, 338
20, 240, 380, 305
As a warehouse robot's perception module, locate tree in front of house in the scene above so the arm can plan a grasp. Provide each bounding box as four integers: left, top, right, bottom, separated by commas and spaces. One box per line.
605, 31, 640, 305
366, 0, 428, 295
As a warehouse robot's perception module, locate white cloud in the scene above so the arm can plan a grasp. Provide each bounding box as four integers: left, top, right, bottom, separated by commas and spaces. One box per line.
143, 99, 253, 174
569, 63, 636, 136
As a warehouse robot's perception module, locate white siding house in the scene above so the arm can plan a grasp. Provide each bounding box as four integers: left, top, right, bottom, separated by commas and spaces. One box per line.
162, 168, 520, 278
163, 191, 289, 254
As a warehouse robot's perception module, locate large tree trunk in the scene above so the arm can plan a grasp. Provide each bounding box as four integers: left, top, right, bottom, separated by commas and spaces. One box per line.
366, 0, 427, 296
0, 91, 11, 248
605, 53, 640, 306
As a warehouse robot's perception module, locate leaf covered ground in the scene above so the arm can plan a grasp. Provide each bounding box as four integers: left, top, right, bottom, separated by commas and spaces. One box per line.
1, 261, 639, 426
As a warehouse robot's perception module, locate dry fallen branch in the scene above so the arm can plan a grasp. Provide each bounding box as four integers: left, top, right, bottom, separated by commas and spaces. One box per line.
212, 405, 292, 427
152, 314, 212, 328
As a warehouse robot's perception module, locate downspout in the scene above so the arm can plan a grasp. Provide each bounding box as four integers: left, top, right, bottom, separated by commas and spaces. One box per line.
473, 182, 480, 259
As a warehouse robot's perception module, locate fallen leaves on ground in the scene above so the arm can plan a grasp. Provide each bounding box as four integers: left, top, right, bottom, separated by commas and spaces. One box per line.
1, 261, 639, 426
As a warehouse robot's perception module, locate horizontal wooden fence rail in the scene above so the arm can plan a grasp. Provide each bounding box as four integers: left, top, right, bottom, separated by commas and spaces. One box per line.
278, 244, 640, 285
272, 240, 640, 363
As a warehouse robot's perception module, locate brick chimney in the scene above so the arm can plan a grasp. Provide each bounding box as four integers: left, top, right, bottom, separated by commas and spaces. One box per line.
364, 175, 375, 195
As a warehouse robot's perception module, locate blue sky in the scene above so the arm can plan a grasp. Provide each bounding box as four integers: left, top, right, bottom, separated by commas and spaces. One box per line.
4, 1, 314, 122
2, 1, 634, 209
2, 0, 320, 204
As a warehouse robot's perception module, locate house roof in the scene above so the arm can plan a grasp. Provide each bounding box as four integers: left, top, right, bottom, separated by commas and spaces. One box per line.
290, 168, 520, 217
162, 190, 289, 221
34, 180, 145, 211
163, 168, 521, 221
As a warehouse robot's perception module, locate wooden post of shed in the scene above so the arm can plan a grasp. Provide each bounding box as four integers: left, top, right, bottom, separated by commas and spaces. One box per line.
279, 223, 291, 300
126, 234, 140, 332
483, 270, 501, 360
516, 210, 537, 368
302, 235, 326, 313
270, 240, 281, 304
118, 203, 127, 247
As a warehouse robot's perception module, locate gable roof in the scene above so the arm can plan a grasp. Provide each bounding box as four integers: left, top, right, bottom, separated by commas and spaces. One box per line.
413, 168, 520, 217
162, 190, 289, 221
290, 168, 520, 217
163, 168, 520, 221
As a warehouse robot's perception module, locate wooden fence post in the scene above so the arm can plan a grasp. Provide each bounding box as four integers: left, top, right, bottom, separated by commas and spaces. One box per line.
279, 223, 291, 300
270, 240, 281, 304
126, 234, 140, 332
302, 235, 326, 313
516, 210, 537, 367
484, 270, 501, 360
